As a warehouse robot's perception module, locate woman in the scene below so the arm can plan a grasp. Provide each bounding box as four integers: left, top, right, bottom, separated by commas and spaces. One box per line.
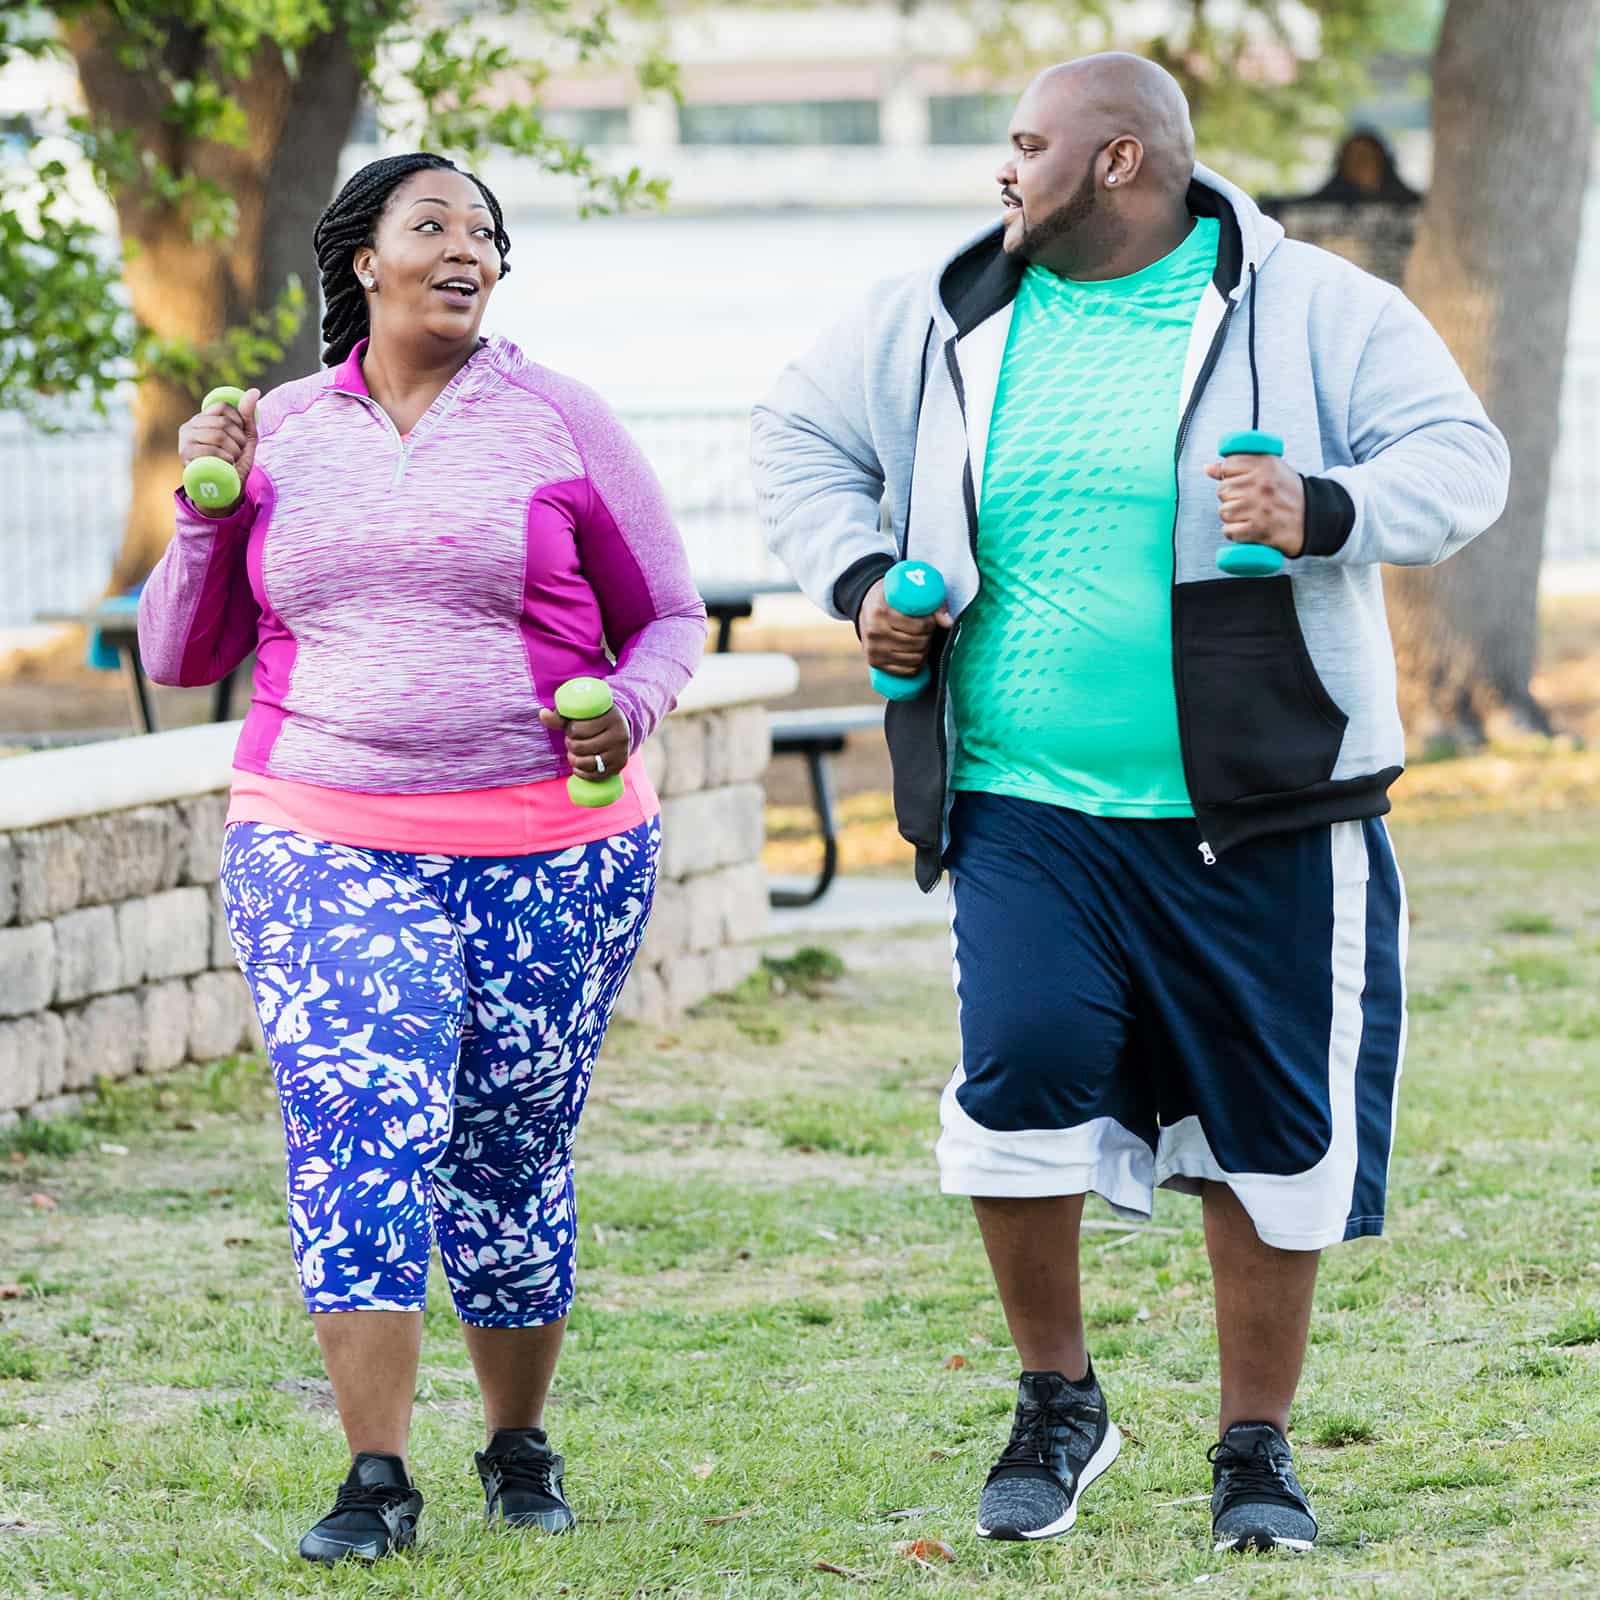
138, 152, 706, 1563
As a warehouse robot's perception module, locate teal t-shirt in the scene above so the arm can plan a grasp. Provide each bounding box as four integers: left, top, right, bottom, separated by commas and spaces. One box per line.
949, 216, 1220, 817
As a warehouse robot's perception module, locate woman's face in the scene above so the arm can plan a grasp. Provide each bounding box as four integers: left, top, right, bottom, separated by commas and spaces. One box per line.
353, 168, 504, 353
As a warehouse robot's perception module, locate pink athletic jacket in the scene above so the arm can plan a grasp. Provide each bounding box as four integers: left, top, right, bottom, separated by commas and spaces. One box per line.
138, 336, 707, 792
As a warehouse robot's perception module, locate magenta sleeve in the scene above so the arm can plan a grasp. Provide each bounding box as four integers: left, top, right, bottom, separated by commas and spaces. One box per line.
551, 385, 707, 748
137, 489, 261, 687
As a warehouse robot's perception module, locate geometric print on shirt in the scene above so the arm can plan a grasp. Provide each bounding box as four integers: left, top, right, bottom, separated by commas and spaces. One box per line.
218, 817, 659, 1326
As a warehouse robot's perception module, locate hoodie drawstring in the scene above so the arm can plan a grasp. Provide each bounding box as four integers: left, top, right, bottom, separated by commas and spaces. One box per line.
1246, 261, 1261, 432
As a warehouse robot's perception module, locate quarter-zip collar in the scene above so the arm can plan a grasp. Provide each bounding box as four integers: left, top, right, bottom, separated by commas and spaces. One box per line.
330, 336, 500, 488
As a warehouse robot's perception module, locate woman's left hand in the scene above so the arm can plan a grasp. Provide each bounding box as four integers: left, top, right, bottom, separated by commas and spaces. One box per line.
539, 703, 632, 786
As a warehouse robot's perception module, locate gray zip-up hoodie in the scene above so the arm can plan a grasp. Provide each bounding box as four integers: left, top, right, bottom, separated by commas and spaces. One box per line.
751, 164, 1510, 888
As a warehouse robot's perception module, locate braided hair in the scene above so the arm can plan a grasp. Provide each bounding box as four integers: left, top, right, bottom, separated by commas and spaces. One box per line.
313, 152, 512, 367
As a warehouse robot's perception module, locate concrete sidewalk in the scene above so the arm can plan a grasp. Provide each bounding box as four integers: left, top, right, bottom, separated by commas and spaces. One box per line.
766, 872, 945, 938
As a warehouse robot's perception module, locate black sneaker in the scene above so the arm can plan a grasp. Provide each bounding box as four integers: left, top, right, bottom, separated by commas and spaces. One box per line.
476, 1427, 576, 1533
298, 1452, 423, 1564
1209, 1422, 1318, 1553
976, 1366, 1122, 1541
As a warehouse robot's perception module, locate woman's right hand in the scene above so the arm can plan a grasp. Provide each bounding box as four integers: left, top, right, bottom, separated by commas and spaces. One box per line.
178, 388, 262, 502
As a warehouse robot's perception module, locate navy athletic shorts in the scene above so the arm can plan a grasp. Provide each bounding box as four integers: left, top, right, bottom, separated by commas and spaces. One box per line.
936, 791, 1407, 1250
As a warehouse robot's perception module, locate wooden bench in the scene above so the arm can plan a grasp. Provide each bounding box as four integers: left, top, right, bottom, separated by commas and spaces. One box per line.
767, 703, 884, 907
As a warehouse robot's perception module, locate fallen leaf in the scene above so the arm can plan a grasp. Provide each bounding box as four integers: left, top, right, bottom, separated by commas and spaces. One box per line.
942, 1354, 967, 1370
26, 1193, 57, 1211
703, 1506, 760, 1526
693, 1462, 716, 1479
8, 1152, 25, 1166
0, 1284, 25, 1299
813, 1561, 866, 1579
97, 1142, 129, 1156
895, 1538, 955, 1564
246, 1528, 282, 1558
814, 1226, 839, 1242
173, 1119, 200, 1132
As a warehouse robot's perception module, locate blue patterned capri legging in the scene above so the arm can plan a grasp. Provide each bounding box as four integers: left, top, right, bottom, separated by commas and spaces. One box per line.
219, 819, 659, 1327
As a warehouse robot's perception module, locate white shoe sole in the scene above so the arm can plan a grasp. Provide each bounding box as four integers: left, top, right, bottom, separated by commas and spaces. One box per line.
975, 1421, 1123, 1541
1213, 1533, 1315, 1554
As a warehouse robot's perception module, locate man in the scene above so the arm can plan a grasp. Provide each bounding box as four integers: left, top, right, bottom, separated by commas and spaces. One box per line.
751, 54, 1508, 1553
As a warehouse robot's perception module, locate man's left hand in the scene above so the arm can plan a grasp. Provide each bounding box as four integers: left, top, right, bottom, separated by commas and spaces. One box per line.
1204, 453, 1306, 559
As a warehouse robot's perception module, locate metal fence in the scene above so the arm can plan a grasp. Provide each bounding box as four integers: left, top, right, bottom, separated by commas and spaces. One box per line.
5, 353, 1599, 626
0, 404, 785, 626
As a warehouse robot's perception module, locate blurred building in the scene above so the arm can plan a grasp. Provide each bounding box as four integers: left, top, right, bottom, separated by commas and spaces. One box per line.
368, 1, 1433, 211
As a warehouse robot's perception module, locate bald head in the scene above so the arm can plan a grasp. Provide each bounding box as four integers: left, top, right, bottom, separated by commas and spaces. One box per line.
997, 52, 1198, 278
1024, 53, 1195, 197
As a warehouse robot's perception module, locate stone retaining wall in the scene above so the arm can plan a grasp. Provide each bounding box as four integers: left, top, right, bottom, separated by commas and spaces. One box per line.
0, 653, 796, 1128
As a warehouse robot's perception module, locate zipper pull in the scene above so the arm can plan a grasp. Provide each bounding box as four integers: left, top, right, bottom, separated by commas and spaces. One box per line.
1198, 841, 1217, 867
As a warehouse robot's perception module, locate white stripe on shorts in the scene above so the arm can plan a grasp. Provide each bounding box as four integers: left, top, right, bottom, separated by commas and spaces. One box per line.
936, 872, 1158, 1216
1153, 818, 1373, 1250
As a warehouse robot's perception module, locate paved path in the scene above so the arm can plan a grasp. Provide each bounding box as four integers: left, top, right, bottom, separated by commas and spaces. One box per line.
766, 873, 945, 938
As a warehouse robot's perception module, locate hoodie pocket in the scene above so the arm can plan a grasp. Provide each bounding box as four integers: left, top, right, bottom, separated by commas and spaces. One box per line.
1176, 577, 1347, 804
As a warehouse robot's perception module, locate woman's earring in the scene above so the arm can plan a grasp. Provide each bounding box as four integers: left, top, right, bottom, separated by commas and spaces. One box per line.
360, 274, 376, 290
1106, 175, 1118, 186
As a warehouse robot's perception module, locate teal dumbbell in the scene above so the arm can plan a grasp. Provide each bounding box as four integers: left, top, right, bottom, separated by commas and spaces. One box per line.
1215, 430, 1287, 577
182, 385, 247, 511
869, 560, 948, 702
555, 677, 625, 807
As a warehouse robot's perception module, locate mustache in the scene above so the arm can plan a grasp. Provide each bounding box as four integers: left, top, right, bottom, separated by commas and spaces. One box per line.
1000, 188, 1023, 208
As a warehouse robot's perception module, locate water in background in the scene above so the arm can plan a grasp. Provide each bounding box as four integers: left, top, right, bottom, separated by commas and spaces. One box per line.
497, 205, 995, 407
4, 202, 1598, 624
0, 207, 993, 623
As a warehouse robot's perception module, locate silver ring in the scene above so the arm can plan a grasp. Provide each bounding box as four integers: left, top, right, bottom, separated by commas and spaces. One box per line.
593, 754, 606, 775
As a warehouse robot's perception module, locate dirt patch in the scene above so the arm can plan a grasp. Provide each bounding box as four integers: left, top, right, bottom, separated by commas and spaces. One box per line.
272, 1376, 336, 1413
5, 1381, 236, 1426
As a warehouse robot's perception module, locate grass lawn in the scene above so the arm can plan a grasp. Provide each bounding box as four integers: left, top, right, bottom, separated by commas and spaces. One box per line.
2, 803, 1599, 1597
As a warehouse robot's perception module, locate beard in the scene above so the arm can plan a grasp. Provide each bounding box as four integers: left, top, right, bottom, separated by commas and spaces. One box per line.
1015, 155, 1120, 271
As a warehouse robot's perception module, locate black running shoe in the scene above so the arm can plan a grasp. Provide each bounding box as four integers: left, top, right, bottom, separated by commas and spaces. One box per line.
976, 1366, 1122, 1541
1209, 1422, 1318, 1553
476, 1427, 576, 1533
298, 1452, 423, 1564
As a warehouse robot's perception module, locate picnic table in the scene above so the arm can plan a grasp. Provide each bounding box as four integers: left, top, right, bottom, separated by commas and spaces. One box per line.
698, 579, 889, 907
696, 577, 803, 653
34, 601, 243, 735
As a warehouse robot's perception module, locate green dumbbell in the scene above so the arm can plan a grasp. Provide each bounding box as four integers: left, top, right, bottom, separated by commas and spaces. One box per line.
555, 677, 625, 807
1214, 430, 1287, 577
182, 385, 247, 511
870, 560, 948, 702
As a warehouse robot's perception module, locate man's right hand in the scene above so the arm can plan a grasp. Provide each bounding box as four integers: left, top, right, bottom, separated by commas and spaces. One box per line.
857, 576, 954, 677
178, 388, 261, 506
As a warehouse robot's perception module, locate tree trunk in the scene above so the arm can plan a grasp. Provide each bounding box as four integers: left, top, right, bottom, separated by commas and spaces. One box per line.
65, 15, 362, 592
1391, 0, 1600, 749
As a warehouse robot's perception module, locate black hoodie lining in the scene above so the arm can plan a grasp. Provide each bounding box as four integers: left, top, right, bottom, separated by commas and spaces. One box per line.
937, 177, 1249, 338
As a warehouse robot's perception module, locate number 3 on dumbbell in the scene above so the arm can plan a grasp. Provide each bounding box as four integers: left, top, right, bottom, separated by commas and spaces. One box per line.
182, 385, 247, 509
